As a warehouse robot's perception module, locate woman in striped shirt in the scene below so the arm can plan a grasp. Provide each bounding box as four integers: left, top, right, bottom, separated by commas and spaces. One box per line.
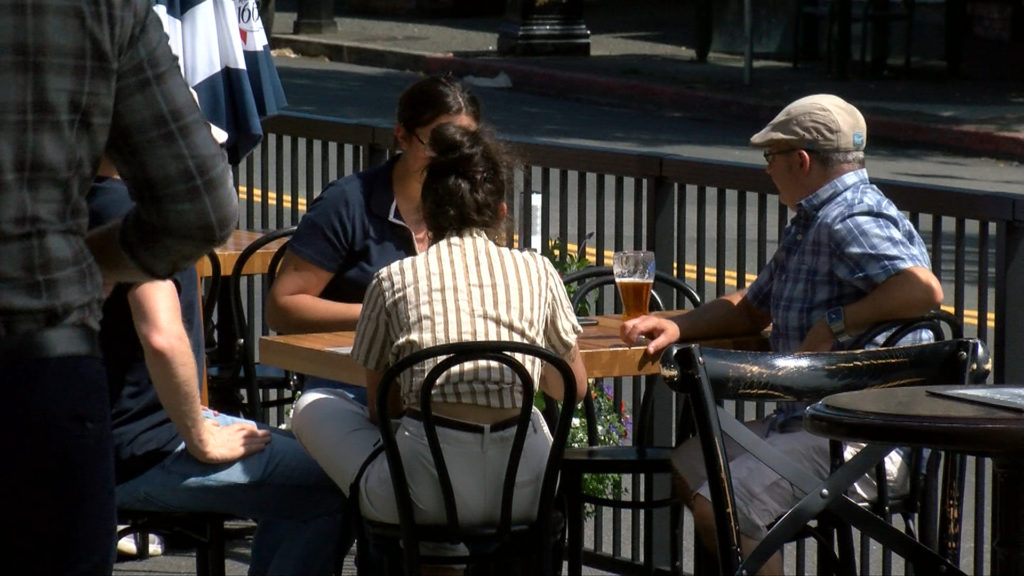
292, 123, 587, 537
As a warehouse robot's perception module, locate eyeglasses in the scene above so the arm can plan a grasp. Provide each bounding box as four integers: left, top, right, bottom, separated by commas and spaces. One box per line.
763, 148, 802, 163
412, 131, 429, 148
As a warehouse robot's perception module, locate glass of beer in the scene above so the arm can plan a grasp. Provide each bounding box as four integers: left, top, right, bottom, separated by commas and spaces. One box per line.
613, 250, 655, 320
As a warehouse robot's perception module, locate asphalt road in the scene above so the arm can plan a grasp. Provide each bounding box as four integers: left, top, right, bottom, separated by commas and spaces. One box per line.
274, 55, 1024, 195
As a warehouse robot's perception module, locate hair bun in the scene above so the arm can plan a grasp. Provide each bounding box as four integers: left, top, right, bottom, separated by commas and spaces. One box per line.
421, 123, 509, 243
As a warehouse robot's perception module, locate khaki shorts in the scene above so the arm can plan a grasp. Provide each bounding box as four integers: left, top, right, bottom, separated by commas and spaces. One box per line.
672, 417, 906, 540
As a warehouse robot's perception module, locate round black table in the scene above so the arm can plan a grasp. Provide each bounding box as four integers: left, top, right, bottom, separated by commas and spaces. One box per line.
805, 385, 1024, 576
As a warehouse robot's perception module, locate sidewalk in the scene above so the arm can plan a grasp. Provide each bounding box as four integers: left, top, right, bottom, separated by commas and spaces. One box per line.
269, 0, 1024, 161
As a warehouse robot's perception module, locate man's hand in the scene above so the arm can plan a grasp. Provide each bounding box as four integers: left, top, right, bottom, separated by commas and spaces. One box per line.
621, 315, 681, 357
185, 419, 272, 464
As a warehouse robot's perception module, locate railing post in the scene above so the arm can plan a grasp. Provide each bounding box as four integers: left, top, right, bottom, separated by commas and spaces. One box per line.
996, 219, 1024, 383
645, 172, 677, 569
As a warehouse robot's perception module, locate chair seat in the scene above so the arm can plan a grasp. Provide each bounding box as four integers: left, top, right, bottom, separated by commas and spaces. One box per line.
562, 445, 676, 474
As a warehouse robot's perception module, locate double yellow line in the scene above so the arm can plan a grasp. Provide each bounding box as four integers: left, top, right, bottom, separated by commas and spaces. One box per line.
241, 185, 990, 328
567, 241, 992, 328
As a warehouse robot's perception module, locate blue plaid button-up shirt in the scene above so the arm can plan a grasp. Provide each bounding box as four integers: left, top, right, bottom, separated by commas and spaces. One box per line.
746, 169, 932, 353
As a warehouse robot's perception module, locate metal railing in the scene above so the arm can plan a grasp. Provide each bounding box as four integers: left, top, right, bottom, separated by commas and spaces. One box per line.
231, 111, 1024, 575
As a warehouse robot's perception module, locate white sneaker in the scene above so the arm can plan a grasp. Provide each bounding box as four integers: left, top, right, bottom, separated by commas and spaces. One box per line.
116, 525, 165, 557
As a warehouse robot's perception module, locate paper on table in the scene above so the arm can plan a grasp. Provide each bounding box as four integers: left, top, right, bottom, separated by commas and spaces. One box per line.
326, 346, 353, 354
928, 387, 1024, 412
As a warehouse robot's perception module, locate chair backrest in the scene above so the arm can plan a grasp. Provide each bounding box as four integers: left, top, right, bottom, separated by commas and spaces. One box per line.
201, 249, 222, 357
660, 337, 989, 575
561, 265, 701, 446
846, 308, 963, 350
223, 226, 297, 420
373, 340, 578, 574
227, 226, 297, 343
561, 265, 701, 315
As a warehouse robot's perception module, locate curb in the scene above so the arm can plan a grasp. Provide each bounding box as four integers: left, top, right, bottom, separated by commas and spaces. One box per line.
274, 35, 1024, 160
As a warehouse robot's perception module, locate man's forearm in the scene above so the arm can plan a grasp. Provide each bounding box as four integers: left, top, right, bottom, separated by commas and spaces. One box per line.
141, 333, 208, 448
673, 289, 769, 341
128, 281, 207, 447
844, 267, 944, 335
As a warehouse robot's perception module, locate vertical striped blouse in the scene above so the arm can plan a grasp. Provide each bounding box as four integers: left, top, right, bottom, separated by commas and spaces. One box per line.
352, 229, 582, 409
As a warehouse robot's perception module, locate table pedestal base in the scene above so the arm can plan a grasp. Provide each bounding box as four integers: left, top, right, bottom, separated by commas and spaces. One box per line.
993, 456, 1024, 576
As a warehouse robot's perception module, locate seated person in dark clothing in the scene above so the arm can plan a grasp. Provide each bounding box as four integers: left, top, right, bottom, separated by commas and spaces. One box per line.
89, 164, 347, 575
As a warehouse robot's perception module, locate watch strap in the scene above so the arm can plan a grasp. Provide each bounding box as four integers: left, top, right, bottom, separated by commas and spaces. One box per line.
826, 306, 853, 344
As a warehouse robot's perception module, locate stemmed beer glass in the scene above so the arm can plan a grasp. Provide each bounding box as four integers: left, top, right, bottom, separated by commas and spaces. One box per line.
613, 251, 655, 320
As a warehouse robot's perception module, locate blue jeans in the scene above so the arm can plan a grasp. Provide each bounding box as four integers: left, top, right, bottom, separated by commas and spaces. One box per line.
116, 410, 348, 576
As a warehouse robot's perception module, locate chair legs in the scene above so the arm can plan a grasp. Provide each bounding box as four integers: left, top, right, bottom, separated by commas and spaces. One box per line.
563, 469, 585, 576
116, 512, 227, 576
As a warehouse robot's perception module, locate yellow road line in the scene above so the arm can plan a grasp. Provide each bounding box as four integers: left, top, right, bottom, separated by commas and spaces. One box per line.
237, 186, 308, 211
242, 191, 991, 328
564, 240, 992, 328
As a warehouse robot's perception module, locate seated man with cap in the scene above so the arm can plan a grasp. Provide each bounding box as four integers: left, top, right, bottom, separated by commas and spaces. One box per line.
620, 94, 943, 574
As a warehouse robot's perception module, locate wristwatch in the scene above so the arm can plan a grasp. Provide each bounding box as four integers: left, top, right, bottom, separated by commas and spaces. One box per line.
825, 306, 853, 345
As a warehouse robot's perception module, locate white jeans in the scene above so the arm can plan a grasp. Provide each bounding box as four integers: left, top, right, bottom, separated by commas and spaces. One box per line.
291, 388, 553, 526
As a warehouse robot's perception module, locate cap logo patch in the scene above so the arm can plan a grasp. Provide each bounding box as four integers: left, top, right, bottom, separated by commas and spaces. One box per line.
852, 131, 865, 149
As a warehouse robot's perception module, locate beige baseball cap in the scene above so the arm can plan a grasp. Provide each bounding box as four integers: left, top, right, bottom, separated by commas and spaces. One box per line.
750, 94, 866, 152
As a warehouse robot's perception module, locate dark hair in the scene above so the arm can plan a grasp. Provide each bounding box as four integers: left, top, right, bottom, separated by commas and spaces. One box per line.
421, 123, 509, 242
396, 75, 481, 133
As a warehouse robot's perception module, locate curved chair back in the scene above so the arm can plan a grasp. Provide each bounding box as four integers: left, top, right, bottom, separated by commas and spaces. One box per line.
661, 337, 989, 576
370, 340, 577, 576
561, 265, 701, 445
211, 226, 297, 421
846, 308, 963, 350
201, 249, 222, 358
561, 265, 701, 315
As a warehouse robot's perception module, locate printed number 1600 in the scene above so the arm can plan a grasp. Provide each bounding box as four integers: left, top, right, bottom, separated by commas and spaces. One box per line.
237, 0, 262, 25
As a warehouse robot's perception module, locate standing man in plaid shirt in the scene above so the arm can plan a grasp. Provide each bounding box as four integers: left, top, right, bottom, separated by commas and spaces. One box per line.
0, 1, 237, 573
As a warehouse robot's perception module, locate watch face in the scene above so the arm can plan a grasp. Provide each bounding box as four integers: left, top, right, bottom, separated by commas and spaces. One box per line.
827, 307, 842, 325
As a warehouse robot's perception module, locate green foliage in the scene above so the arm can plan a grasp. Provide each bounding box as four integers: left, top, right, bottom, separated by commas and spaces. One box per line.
542, 236, 595, 316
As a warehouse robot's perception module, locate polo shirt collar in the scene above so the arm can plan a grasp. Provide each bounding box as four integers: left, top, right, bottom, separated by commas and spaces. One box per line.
367, 155, 402, 221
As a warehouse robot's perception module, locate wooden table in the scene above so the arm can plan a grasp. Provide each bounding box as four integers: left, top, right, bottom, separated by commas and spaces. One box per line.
196, 229, 288, 278
259, 313, 769, 385
806, 385, 1024, 575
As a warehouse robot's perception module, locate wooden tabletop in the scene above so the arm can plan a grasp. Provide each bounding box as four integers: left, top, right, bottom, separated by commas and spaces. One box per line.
805, 385, 1024, 456
259, 313, 769, 385
196, 229, 288, 278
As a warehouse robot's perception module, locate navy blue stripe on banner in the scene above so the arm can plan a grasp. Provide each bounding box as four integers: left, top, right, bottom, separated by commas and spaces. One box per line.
243, 48, 287, 118
194, 67, 263, 165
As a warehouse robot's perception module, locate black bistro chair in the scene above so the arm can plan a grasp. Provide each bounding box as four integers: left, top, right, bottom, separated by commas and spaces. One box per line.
840, 309, 970, 572
660, 336, 990, 576
359, 340, 578, 576
207, 226, 299, 423
559, 265, 702, 576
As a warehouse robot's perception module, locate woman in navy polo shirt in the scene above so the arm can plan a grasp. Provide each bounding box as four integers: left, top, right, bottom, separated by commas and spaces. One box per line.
267, 75, 481, 402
